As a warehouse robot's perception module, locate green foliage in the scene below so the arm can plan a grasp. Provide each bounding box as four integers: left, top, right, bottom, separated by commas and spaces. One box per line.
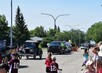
46, 28, 56, 37
40, 37, 54, 47
13, 6, 30, 46
86, 21, 102, 43
0, 15, 9, 42
30, 26, 46, 37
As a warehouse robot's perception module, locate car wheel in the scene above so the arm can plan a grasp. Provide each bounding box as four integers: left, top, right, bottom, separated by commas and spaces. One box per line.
39, 54, 42, 59
33, 54, 36, 59
26, 56, 29, 59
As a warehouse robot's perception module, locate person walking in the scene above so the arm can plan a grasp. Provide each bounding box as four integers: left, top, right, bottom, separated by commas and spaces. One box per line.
45, 52, 52, 73
50, 57, 62, 73
8, 53, 20, 73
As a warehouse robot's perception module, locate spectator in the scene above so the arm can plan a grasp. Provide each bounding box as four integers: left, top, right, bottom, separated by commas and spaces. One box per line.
82, 49, 89, 66
92, 42, 102, 68
84, 60, 95, 73
96, 45, 102, 73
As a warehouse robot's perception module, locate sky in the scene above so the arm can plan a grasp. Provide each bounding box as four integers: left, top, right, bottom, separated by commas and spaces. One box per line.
0, 0, 102, 32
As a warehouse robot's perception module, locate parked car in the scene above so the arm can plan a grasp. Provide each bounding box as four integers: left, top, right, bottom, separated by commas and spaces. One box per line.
80, 43, 87, 49
48, 41, 71, 54
19, 40, 43, 59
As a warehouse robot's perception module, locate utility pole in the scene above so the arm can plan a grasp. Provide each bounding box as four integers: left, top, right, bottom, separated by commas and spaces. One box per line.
10, 0, 13, 47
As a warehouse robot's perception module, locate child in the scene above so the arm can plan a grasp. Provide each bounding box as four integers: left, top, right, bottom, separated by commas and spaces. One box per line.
45, 52, 52, 73
84, 60, 95, 73
8, 53, 20, 73
50, 57, 62, 73
82, 49, 89, 66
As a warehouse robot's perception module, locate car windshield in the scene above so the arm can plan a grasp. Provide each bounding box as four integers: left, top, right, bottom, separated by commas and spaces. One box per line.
24, 42, 36, 48
50, 41, 61, 46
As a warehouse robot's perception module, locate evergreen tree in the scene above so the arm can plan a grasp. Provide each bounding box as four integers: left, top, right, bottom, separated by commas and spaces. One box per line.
13, 6, 30, 46
0, 15, 9, 42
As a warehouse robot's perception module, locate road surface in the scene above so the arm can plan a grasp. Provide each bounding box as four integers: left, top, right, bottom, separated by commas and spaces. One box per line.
18, 49, 84, 73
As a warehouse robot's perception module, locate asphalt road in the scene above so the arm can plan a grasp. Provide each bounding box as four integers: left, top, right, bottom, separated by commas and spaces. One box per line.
18, 49, 84, 73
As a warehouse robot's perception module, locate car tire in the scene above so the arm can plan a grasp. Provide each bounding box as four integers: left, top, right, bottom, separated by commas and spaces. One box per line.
33, 54, 36, 59
26, 56, 29, 59
39, 54, 42, 59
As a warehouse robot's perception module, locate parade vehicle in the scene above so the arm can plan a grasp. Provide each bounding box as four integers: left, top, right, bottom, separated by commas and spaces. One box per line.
19, 40, 43, 59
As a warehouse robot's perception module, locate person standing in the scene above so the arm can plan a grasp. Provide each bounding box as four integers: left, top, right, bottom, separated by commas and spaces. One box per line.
45, 52, 52, 73
84, 60, 95, 73
8, 53, 20, 73
82, 49, 89, 66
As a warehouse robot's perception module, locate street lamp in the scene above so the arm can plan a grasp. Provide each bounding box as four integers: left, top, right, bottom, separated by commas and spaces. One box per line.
10, 0, 13, 47
65, 25, 78, 43
41, 13, 70, 29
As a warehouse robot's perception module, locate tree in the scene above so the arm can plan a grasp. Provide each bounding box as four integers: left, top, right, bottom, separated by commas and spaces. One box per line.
46, 28, 56, 37
86, 21, 102, 43
30, 26, 46, 37
34, 26, 46, 37
0, 15, 9, 43
13, 6, 30, 46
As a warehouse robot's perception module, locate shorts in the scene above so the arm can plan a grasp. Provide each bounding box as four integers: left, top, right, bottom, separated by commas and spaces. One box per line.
46, 67, 50, 72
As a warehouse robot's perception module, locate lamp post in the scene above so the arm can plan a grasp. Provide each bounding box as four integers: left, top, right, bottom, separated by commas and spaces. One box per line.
65, 25, 78, 43
41, 13, 70, 29
10, 0, 13, 47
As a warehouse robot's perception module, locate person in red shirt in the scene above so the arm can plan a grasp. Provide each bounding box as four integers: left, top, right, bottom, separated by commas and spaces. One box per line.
45, 52, 52, 73
8, 53, 20, 73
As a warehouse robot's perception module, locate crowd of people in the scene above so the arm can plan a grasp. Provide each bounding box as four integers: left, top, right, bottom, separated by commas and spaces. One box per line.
82, 41, 102, 73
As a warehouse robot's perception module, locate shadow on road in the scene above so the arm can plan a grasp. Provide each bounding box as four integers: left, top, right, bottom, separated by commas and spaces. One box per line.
53, 52, 72, 55
19, 65, 28, 69
25, 58, 46, 60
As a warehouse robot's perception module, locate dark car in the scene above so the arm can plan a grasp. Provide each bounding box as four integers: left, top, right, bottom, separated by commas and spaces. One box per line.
48, 41, 65, 54
19, 40, 43, 59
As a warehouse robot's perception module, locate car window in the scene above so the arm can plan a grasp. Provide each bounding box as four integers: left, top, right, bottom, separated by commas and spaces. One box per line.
24, 42, 36, 48
50, 41, 61, 45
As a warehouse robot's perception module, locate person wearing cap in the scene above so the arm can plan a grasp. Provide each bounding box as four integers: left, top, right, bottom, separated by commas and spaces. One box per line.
50, 57, 62, 73
0, 63, 10, 73
84, 60, 95, 73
